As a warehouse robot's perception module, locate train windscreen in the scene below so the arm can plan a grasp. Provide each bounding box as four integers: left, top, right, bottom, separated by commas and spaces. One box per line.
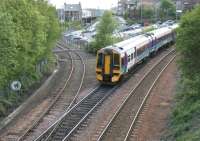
97, 53, 103, 68
113, 54, 120, 69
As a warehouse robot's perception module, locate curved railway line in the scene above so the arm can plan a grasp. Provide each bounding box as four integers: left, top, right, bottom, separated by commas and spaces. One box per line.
2, 40, 176, 141
34, 48, 176, 141
18, 42, 86, 141
97, 49, 176, 141
123, 54, 176, 141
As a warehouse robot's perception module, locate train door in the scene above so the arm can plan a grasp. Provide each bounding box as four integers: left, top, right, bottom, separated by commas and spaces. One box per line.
104, 55, 111, 75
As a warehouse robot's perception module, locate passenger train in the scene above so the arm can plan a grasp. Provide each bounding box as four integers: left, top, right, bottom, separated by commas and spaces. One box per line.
96, 24, 178, 84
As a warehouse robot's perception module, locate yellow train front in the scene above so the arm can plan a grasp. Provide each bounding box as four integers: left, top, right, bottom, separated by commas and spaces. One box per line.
96, 48, 122, 84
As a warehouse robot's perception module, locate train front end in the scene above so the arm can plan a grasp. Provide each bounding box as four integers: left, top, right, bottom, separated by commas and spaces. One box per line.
96, 48, 121, 84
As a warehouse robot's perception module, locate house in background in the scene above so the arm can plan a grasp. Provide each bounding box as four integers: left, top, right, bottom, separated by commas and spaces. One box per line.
64, 2, 82, 21
182, 0, 200, 10
117, 0, 138, 16
57, 2, 104, 24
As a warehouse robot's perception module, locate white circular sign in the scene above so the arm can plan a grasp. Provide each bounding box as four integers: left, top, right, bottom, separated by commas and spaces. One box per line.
11, 81, 21, 91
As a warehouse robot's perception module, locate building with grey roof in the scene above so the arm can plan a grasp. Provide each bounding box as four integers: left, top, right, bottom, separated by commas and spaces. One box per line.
64, 2, 82, 21
117, 0, 138, 17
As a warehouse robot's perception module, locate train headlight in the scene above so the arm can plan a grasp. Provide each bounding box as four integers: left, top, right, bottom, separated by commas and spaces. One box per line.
96, 71, 101, 75
112, 75, 120, 82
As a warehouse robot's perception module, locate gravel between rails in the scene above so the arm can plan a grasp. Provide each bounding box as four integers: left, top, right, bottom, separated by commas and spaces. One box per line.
70, 47, 175, 141
34, 85, 115, 141
133, 57, 177, 141
98, 50, 176, 141
123, 56, 176, 141
18, 47, 86, 141
127, 58, 178, 141
0, 39, 98, 141
0, 51, 71, 141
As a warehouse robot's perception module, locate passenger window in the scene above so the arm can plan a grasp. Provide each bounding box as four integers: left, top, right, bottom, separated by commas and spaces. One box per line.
128, 55, 131, 62
131, 53, 134, 60
121, 58, 124, 66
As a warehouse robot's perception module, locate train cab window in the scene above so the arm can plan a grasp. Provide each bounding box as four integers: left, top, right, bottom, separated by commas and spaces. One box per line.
113, 54, 120, 69
97, 53, 103, 68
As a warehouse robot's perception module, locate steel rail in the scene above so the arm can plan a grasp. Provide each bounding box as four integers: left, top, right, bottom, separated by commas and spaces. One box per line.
34, 85, 115, 141
18, 44, 74, 141
42, 44, 87, 141
56, 42, 86, 110
124, 55, 176, 141
97, 49, 176, 141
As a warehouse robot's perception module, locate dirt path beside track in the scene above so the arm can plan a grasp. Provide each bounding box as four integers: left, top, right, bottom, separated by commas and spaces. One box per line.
131, 60, 178, 141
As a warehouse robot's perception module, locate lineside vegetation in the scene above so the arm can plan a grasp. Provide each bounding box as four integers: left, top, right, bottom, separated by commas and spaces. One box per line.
89, 11, 120, 53
168, 5, 200, 141
0, 0, 61, 117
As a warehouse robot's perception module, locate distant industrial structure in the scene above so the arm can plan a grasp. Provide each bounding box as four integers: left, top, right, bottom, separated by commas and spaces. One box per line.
117, 0, 159, 18
117, 0, 200, 20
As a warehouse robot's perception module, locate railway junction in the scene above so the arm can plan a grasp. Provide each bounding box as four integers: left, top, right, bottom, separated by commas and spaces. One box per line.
0, 34, 178, 141
1, 0, 200, 140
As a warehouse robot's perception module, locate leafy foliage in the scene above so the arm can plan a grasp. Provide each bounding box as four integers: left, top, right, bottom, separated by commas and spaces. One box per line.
0, 11, 18, 89
168, 5, 200, 141
159, 0, 176, 20
0, 0, 60, 117
142, 6, 154, 20
65, 21, 82, 30
89, 11, 119, 53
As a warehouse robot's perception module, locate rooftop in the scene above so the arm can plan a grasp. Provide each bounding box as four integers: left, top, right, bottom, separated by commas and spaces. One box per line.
64, 3, 82, 11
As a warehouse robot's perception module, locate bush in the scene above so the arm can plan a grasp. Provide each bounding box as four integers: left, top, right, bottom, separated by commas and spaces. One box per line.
168, 5, 200, 140
0, 0, 61, 117
89, 11, 119, 53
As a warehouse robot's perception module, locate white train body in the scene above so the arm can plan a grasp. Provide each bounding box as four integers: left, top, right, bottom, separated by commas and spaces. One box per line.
96, 24, 178, 84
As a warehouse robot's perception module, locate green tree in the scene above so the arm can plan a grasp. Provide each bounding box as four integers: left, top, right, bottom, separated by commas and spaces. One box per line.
90, 11, 118, 52
0, 0, 61, 117
176, 5, 200, 99
169, 6, 200, 140
142, 6, 154, 22
65, 21, 82, 30
159, 0, 176, 20
0, 12, 18, 89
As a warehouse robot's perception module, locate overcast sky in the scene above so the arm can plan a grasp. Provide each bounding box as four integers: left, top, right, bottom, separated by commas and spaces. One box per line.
49, 0, 118, 9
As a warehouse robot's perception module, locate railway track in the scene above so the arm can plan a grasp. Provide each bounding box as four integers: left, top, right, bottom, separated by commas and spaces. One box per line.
34, 48, 176, 141
123, 54, 176, 141
56, 43, 86, 110
34, 85, 117, 141
96, 49, 176, 141
18, 43, 86, 141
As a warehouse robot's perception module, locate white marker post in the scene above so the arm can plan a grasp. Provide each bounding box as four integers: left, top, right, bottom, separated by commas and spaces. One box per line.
11, 81, 22, 92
